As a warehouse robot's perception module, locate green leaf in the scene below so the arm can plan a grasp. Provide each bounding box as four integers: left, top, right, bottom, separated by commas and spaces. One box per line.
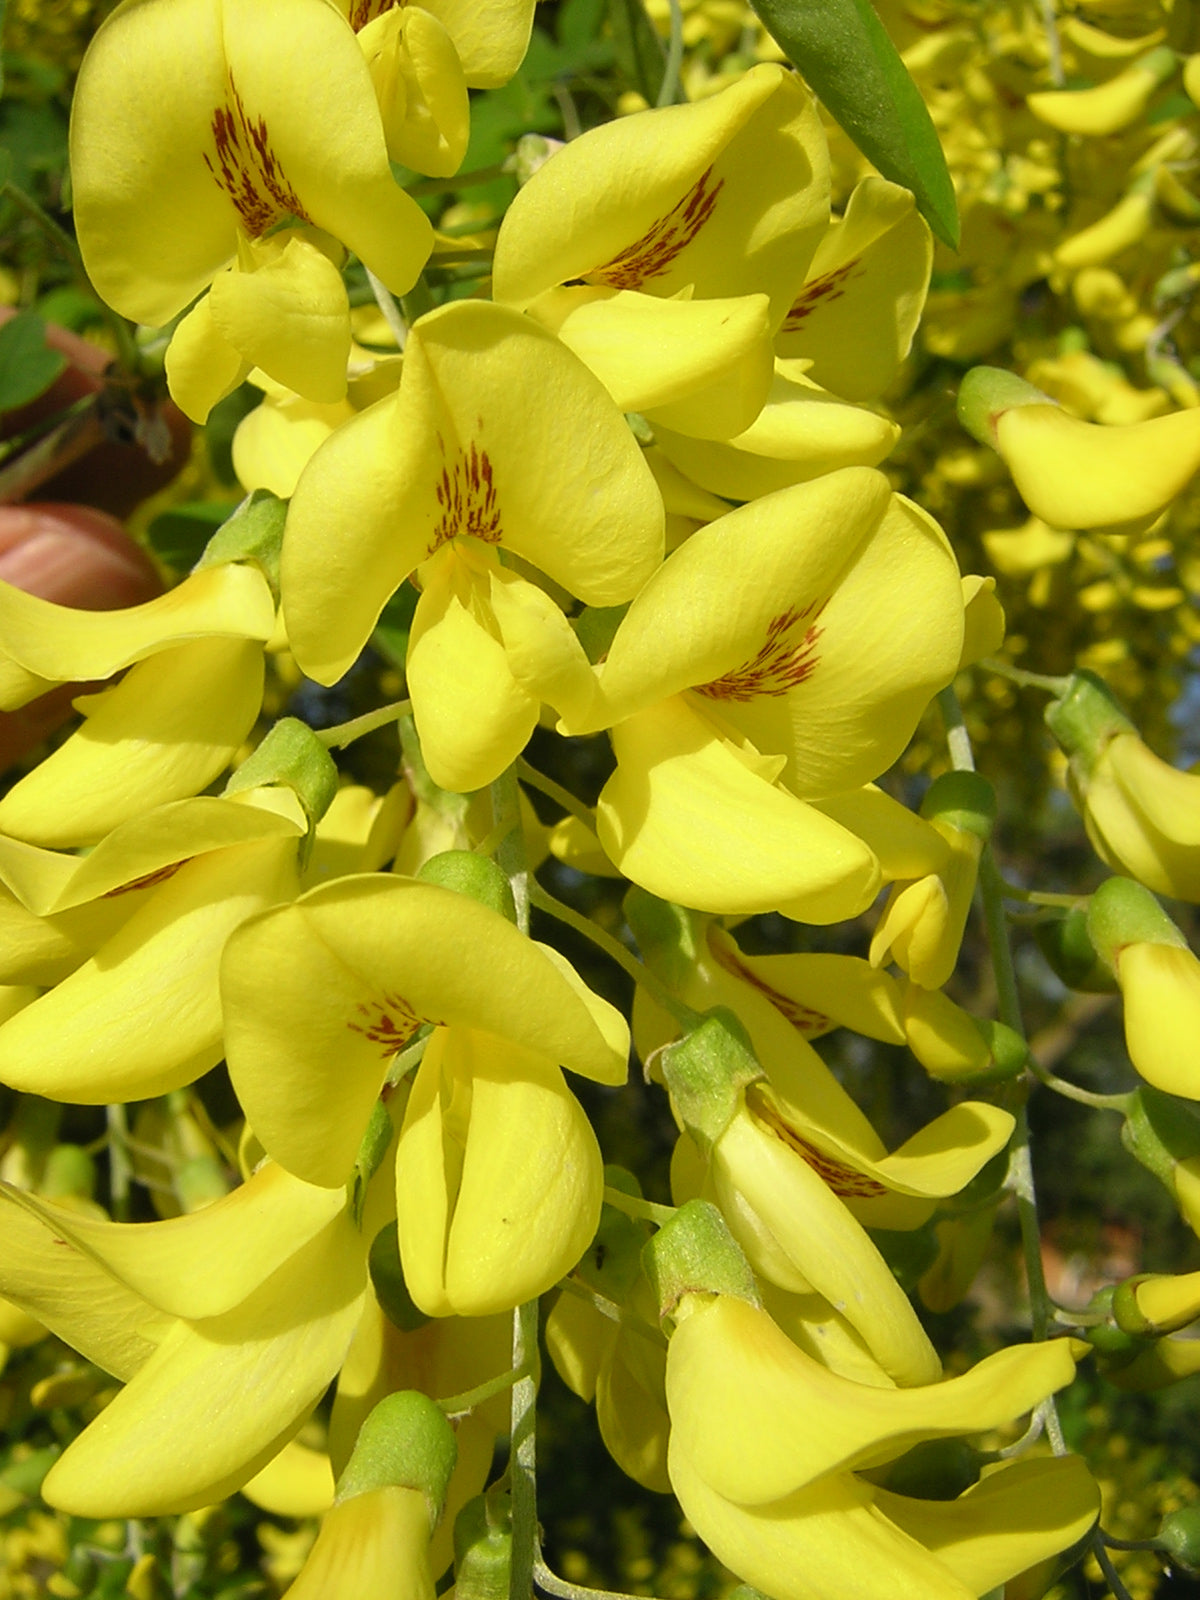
0, 310, 66, 413
746, 0, 959, 249
606, 0, 666, 105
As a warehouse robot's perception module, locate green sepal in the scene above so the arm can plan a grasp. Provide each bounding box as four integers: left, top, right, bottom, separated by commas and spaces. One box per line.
1121, 1086, 1200, 1187
1086, 877, 1186, 969
919, 770, 997, 840
335, 1391, 457, 1512
453, 1487, 513, 1600
348, 1099, 394, 1229
746, 0, 959, 247
1045, 671, 1137, 781
1156, 1508, 1200, 1574
369, 1220, 431, 1332
223, 716, 340, 830
1111, 1276, 1156, 1337
956, 366, 1053, 449
416, 851, 517, 924
660, 1007, 762, 1156
194, 488, 287, 597
624, 887, 703, 991
642, 1198, 760, 1323
1034, 909, 1119, 993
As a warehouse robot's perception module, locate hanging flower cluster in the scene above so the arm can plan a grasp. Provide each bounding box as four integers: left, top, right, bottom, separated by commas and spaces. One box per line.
7, 0, 1200, 1597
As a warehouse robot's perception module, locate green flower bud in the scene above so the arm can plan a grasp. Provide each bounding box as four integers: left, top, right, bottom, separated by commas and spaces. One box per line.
1157, 1507, 1200, 1574
1087, 877, 1185, 969
919, 770, 997, 840
453, 1487, 512, 1600
416, 851, 517, 924
956, 366, 1054, 449
1045, 671, 1136, 784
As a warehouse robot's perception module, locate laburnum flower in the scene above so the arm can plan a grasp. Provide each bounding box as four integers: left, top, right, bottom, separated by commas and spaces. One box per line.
70, 0, 434, 422
0, 1157, 373, 1516
566, 467, 964, 921
221, 876, 628, 1313
0, 787, 305, 1104
774, 176, 933, 404
665, 1292, 1098, 1600
1087, 877, 1200, 1099
282, 300, 664, 791
0, 562, 276, 846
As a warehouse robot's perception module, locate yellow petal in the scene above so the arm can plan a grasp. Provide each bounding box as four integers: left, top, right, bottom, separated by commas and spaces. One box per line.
165, 292, 252, 424
0, 638, 265, 847
776, 177, 932, 402
396, 1030, 603, 1316
287, 1485, 435, 1600
0, 562, 274, 711
207, 230, 351, 404
493, 63, 827, 327
241, 1438, 335, 1517
667, 1294, 1076, 1505
529, 286, 773, 439
0, 839, 298, 1103
1119, 942, 1200, 1097
411, 0, 535, 87
222, 875, 628, 1187
360, 7, 470, 176
406, 549, 539, 793
42, 1206, 366, 1517
282, 301, 664, 683
596, 698, 881, 924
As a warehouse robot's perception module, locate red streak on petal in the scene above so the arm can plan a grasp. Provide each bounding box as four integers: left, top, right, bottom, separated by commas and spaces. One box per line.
203, 73, 309, 239
694, 601, 826, 703
589, 166, 725, 291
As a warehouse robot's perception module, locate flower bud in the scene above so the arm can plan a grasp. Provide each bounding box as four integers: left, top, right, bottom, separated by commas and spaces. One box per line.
903, 983, 1028, 1084
225, 716, 339, 829
1034, 908, 1118, 994
416, 852, 517, 924
336, 1391, 456, 1511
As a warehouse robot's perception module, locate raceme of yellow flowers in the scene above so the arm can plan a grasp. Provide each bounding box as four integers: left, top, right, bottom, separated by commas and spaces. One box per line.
7, 0, 1200, 1598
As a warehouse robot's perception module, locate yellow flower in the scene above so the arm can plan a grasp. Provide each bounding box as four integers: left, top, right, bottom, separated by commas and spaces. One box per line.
70, 0, 433, 419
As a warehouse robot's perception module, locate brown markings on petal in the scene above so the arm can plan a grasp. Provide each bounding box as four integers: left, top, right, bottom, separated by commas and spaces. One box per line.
427, 437, 502, 556
782, 259, 862, 333
204, 73, 310, 239
752, 1090, 889, 1199
348, 0, 392, 26
103, 861, 187, 897
588, 166, 724, 291
347, 990, 423, 1056
693, 600, 826, 703
707, 925, 830, 1037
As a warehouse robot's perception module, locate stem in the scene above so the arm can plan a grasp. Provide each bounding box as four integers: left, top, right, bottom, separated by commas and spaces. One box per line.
1091, 1529, 1138, 1600
366, 269, 408, 349
1026, 1060, 1132, 1112
943, 689, 1067, 1451
937, 685, 976, 773
516, 759, 597, 836
315, 699, 411, 749
980, 659, 1072, 696
602, 1185, 676, 1229
1038, 0, 1066, 87
528, 880, 699, 1029
106, 1105, 133, 1222
556, 1275, 666, 1348
509, 1298, 540, 1600
439, 1366, 521, 1419
657, 0, 686, 107
534, 1557, 669, 1600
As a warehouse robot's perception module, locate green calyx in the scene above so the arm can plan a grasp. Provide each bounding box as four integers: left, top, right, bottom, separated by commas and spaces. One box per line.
195, 488, 287, 597
1034, 908, 1119, 994
1121, 1086, 1200, 1187
1086, 877, 1186, 971
642, 1198, 760, 1323
335, 1390, 457, 1511
416, 851, 517, 923
369, 1221, 430, 1333
1156, 1507, 1200, 1574
659, 1007, 762, 1155
349, 1098, 395, 1228
224, 717, 339, 829
956, 366, 1054, 449
919, 770, 997, 840
453, 1487, 513, 1600
1044, 671, 1137, 782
